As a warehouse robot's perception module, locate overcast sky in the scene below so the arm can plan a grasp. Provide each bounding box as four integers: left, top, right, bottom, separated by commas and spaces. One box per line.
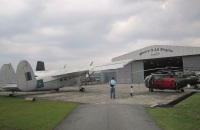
0, 0, 200, 70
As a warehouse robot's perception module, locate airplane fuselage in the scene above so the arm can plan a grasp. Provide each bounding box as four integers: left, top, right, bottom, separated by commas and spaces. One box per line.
34, 71, 79, 91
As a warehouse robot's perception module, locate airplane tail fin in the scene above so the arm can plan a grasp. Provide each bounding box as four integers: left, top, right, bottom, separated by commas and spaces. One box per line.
16, 60, 37, 91
36, 61, 45, 71
0, 63, 17, 87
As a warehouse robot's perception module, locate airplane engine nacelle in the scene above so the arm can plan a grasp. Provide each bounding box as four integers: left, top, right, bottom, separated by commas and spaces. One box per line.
16, 60, 37, 91
0, 64, 17, 87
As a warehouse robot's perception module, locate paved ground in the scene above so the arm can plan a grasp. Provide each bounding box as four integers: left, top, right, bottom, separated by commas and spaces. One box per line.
54, 104, 161, 130
2, 83, 191, 106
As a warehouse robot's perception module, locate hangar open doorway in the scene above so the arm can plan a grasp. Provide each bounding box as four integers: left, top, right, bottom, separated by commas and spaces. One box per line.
143, 57, 183, 78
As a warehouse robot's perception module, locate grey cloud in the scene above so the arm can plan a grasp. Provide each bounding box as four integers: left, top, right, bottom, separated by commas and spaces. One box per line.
0, 0, 200, 69
106, 0, 200, 43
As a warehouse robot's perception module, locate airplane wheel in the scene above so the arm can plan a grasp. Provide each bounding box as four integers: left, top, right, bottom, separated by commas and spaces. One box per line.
150, 88, 154, 92
181, 89, 184, 92
9, 94, 14, 97
80, 87, 85, 92
55, 88, 59, 91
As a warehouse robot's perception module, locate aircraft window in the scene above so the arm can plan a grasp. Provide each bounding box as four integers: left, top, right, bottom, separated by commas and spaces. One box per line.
64, 78, 67, 80
37, 79, 44, 88
60, 79, 62, 82
69, 77, 71, 79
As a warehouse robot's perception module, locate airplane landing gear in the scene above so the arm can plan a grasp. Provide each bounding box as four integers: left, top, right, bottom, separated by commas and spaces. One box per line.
9, 91, 15, 97
176, 88, 184, 93
180, 89, 184, 92
9, 94, 14, 97
80, 87, 85, 92
149, 86, 154, 92
55, 88, 59, 92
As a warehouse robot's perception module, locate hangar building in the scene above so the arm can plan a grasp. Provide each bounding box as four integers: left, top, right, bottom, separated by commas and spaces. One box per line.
93, 45, 200, 84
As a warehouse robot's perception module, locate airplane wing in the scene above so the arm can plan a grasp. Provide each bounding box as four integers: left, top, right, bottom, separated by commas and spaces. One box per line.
91, 59, 134, 71
51, 67, 89, 78
51, 60, 134, 80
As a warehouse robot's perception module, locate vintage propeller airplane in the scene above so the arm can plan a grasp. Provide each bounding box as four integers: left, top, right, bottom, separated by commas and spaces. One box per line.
144, 67, 200, 93
0, 60, 92, 96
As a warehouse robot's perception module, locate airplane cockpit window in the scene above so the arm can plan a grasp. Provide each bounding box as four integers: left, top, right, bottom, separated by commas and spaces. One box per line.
154, 75, 161, 79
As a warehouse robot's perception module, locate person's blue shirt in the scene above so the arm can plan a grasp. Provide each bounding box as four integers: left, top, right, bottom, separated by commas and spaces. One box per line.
109, 79, 116, 86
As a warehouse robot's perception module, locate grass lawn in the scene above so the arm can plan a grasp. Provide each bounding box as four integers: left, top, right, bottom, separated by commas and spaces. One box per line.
147, 92, 200, 130
0, 96, 78, 130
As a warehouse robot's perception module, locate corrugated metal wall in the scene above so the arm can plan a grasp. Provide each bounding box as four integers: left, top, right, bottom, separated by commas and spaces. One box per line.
100, 70, 116, 83
116, 61, 145, 84
182, 55, 200, 69
116, 64, 132, 83
131, 61, 144, 83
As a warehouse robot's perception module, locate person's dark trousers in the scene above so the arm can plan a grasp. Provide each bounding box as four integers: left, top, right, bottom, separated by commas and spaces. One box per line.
110, 87, 115, 99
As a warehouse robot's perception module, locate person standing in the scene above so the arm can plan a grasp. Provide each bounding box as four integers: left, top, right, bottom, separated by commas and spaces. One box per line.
130, 86, 133, 97
109, 77, 116, 99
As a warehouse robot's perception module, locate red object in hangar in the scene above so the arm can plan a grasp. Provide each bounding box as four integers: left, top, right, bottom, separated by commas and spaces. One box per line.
154, 77, 176, 89
144, 67, 200, 92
